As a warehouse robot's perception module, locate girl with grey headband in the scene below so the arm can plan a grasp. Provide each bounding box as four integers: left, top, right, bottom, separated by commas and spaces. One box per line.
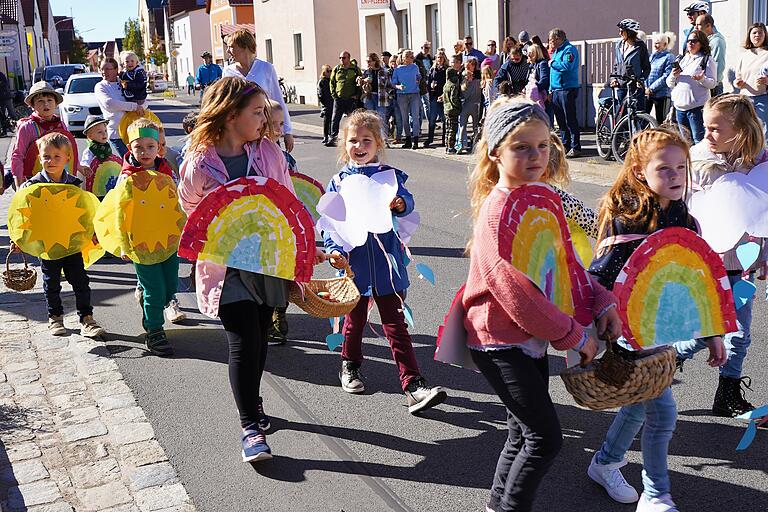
463, 97, 620, 511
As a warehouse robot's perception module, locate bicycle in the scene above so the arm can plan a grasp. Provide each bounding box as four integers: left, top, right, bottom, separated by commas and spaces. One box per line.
595, 74, 658, 164
279, 77, 288, 104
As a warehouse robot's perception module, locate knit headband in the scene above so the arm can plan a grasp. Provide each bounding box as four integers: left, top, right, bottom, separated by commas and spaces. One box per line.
127, 126, 159, 143
485, 102, 551, 155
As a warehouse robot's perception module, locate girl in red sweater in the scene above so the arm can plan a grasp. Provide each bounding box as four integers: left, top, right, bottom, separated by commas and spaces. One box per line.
463, 98, 621, 512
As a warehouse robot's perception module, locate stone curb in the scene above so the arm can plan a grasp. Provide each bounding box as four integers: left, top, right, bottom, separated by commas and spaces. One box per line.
0, 285, 196, 512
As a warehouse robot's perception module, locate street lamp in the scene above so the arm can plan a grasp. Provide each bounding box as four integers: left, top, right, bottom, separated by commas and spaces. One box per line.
54, 17, 73, 28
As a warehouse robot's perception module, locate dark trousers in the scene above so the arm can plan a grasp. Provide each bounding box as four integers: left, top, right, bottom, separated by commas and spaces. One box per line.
322, 110, 333, 141
331, 97, 357, 138
471, 348, 563, 512
551, 88, 581, 151
342, 293, 420, 390
445, 114, 459, 150
218, 300, 275, 428
646, 96, 670, 125
41, 253, 93, 321
712, 82, 724, 97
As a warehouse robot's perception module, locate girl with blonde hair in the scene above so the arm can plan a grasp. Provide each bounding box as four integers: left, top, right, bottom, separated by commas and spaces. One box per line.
179, 76, 325, 462
464, 97, 619, 511
673, 93, 767, 418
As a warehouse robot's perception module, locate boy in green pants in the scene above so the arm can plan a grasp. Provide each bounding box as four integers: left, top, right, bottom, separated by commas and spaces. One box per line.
119, 118, 179, 356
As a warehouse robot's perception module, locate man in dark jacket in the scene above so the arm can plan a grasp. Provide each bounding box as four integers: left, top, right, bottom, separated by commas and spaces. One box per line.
330, 51, 362, 143
443, 56, 463, 154
0, 70, 16, 134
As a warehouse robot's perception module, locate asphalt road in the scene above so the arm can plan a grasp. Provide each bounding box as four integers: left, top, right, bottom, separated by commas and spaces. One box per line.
2, 96, 766, 512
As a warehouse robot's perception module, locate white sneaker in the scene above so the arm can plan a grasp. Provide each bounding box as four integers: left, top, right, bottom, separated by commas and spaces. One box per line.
164, 299, 187, 324
587, 452, 639, 504
636, 493, 678, 512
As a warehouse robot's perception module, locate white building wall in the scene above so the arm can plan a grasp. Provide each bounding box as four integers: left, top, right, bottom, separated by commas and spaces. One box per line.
172, 9, 210, 89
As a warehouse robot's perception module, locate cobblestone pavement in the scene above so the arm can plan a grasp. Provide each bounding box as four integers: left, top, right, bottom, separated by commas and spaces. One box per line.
0, 137, 196, 511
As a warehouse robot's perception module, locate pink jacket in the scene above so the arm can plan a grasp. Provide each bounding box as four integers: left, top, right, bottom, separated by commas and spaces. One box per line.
11, 114, 79, 179
178, 138, 296, 318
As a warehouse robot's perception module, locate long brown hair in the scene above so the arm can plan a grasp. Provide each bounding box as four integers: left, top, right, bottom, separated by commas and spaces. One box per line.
189, 77, 272, 152
744, 23, 768, 49
596, 127, 691, 245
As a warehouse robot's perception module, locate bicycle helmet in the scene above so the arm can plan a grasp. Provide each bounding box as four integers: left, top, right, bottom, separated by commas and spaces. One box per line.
617, 19, 641, 33
683, 2, 709, 13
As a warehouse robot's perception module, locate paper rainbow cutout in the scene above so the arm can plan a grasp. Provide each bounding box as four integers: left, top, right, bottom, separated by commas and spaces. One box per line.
290, 171, 325, 222
23, 130, 77, 179
8, 184, 100, 260
118, 109, 162, 146
178, 176, 315, 283
94, 171, 186, 264
85, 155, 123, 197
612, 227, 738, 349
498, 184, 594, 326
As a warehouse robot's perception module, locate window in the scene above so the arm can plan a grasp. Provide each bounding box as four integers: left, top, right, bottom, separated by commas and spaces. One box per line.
293, 33, 303, 68
754, 0, 767, 23
460, 0, 475, 41
265, 38, 273, 64
426, 4, 440, 48
397, 9, 410, 49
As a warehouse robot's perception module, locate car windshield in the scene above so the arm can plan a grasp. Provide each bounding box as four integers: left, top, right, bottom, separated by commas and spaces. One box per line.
66, 77, 101, 94
44, 66, 83, 83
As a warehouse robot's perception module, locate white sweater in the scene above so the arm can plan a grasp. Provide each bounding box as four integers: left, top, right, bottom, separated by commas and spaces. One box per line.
94, 79, 138, 140
666, 52, 717, 111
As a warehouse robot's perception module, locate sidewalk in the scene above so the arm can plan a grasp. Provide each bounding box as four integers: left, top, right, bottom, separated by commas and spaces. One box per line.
0, 138, 196, 511
161, 92, 621, 187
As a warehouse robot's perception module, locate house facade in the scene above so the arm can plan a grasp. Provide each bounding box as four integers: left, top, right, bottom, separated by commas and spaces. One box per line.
206, 0, 254, 66
169, 0, 210, 88
253, 0, 360, 105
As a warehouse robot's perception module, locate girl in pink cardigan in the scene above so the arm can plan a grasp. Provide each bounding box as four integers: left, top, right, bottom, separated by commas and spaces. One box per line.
463, 98, 620, 512
178, 77, 324, 463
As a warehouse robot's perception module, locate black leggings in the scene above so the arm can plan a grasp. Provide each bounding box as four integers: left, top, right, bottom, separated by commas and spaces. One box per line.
471, 348, 563, 512
218, 300, 275, 428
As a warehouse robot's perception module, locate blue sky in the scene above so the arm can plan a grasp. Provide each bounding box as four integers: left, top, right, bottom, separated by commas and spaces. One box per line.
50, 0, 139, 42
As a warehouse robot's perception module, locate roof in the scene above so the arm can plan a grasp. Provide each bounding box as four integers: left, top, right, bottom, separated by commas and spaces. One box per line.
53, 16, 73, 31
167, 0, 206, 17
206, 0, 252, 14
38, 0, 49, 37
220, 23, 254, 36
20, 0, 36, 27
145, 0, 164, 8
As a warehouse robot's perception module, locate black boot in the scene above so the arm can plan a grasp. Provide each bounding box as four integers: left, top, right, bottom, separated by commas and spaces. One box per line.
713, 375, 755, 417
402, 137, 412, 149
412, 137, 419, 149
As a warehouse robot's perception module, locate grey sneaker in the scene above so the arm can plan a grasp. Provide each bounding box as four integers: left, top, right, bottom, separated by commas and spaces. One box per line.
164, 299, 187, 324
404, 377, 447, 414
339, 360, 365, 394
80, 315, 106, 338
48, 316, 66, 336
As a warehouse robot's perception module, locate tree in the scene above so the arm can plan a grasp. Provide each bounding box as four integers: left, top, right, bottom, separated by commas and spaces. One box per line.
147, 36, 168, 68
123, 18, 145, 61
69, 31, 87, 65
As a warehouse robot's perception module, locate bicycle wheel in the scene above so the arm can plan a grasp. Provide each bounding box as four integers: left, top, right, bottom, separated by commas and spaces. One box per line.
595, 107, 613, 160
611, 113, 658, 164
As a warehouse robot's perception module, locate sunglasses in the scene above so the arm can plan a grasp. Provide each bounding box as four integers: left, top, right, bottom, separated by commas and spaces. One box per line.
686, 39, 699, 45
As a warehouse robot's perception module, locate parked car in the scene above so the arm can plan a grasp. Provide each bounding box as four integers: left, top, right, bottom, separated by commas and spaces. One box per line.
59, 73, 103, 134
33, 64, 87, 90
147, 72, 168, 93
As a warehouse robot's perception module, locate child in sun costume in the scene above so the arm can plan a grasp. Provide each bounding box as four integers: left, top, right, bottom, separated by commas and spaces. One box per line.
9, 133, 105, 338
586, 128, 727, 512
97, 118, 185, 357
79, 115, 122, 198
461, 99, 620, 512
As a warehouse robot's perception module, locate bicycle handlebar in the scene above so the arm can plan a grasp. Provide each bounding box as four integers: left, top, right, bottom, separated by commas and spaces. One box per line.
609, 74, 645, 85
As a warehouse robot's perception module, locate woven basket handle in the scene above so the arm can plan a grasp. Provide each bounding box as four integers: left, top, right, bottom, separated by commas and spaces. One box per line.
343, 263, 355, 279
6, 250, 28, 273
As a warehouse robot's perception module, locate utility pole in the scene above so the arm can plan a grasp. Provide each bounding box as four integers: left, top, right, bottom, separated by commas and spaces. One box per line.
659, 0, 670, 33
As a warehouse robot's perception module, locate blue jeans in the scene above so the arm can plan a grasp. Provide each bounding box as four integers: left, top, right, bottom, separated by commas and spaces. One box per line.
364, 97, 388, 140
388, 102, 403, 139
420, 93, 430, 124
457, 101, 480, 149
749, 93, 768, 142
110, 138, 128, 159
676, 106, 704, 144
596, 386, 677, 498
397, 93, 421, 138
428, 97, 445, 141
674, 273, 753, 378
551, 88, 581, 151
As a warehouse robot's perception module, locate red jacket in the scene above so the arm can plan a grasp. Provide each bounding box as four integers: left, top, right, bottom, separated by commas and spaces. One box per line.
121, 153, 174, 178
463, 188, 616, 352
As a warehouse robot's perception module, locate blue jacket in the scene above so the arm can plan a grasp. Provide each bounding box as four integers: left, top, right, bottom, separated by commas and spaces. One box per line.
549, 40, 580, 90
646, 50, 675, 98
613, 40, 651, 83
323, 163, 414, 296
196, 63, 222, 87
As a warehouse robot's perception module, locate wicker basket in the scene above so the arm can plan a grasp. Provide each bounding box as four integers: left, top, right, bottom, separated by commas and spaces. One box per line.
288, 266, 360, 318
560, 343, 677, 411
2, 252, 37, 292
